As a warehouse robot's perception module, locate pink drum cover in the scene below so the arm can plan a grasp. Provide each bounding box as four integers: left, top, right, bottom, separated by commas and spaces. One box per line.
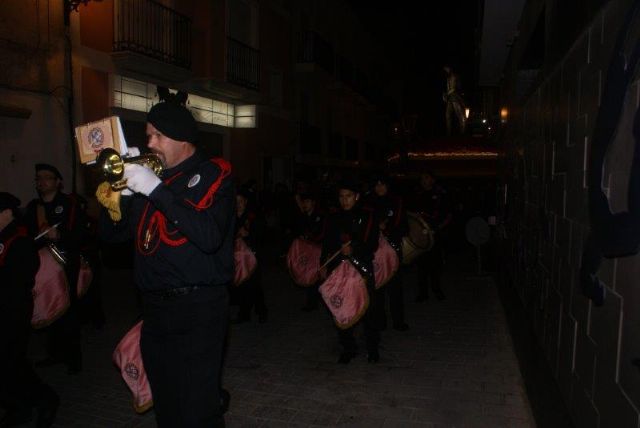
287, 238, 322, 286
31, 248, 70, 329
373, 236, 400, 289
234, 238, 257, 286
319, 260, 369, 329
77, 259, 93, 298
112, 321, 153, 413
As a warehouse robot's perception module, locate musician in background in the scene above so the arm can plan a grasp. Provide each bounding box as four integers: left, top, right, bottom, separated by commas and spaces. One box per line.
366, 174, 410, 331
411, 171, 451, 301
26, 163, 87, 374
0, 192, 59, 428
234, 187, 268, 323
292, 190, 326, 311
99, 99, 234, 427
321, 179, 383, 363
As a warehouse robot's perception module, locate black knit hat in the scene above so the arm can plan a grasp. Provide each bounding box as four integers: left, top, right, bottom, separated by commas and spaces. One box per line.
35, 163, 63, 180
147, 102, 198, 144
0, 192, 20, 212
337, 177, 360, 193
371, 173, 390, 186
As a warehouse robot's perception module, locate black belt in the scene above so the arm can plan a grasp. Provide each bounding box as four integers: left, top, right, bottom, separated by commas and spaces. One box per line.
148, 285, 202, 300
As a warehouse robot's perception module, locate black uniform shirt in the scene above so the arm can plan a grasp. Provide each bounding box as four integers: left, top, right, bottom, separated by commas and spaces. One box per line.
26, 191, 87, 255
100, 150, 236, 292
292, 207, 326, 244
367, 193, 408, 252
321, 206, 379, 285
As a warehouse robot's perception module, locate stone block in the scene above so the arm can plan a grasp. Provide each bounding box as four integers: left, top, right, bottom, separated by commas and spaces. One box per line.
545, 288, 563, 375
557, 313, 578, 402
570, 376, 600, 428
578, 66, 602, 119
574, 331, 596, 395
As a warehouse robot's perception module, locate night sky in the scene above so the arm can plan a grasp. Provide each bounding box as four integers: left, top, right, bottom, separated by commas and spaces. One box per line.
348, 1, 481, 137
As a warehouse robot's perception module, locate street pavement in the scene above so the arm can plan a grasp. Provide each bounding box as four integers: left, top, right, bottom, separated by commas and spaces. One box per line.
12, 249, 535, 427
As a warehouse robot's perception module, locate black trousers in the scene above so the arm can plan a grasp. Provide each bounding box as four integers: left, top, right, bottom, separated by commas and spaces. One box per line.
385, 267, 405, 326
417, 242, 445, 297
141, 286, 229, 428
0, 293, 54, 415
338, 286, 386, 353
45, 258, 82, 370
237, 269, 266, 320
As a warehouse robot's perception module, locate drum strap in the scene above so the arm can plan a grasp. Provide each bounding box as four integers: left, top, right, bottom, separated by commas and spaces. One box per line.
0, 226, 28, 266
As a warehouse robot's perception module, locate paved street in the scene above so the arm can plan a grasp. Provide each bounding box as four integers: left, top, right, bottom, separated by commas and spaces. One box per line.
14, 250, 534, 427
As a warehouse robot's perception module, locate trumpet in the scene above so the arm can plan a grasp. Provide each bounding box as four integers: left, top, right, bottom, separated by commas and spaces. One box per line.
96, 148, 163, 191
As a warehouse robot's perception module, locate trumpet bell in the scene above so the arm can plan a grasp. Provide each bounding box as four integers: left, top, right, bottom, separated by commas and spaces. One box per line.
96, 148, 163, 191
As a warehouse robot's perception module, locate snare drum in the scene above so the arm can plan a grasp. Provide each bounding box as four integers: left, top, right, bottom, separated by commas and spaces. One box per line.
401, 211, 434, 265
319, 260, 369, 329
233, 237, 257, 286
31, 248, 70, 328
113, 321, 153, 413
287, 238, 322, 286
373, 236, 399, 288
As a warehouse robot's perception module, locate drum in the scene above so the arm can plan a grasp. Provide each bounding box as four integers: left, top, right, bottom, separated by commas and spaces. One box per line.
287, 238, 322, 286
373, 236, 399, 289
234, 237, 257, 286
113, 321, 153, 413
319, 260, 369, 329
77, 256, 93, 298
31, 248, 70, 329
401, 211, 434, 265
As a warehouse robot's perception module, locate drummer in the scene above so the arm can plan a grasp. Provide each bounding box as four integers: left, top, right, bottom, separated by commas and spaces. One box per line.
0, 192, 59, 427
292, 189, 326, 311
366, 174, 409, 331
321, 178, 384, 363
411, 171, 451, 301
25, 164, 88, 374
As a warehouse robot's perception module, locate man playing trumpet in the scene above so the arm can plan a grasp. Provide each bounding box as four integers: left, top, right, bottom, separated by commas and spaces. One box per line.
98, 99, 235, 428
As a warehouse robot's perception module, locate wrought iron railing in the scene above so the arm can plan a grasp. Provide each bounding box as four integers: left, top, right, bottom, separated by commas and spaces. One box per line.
113, 0, 192, 69
227, 37, 260, 91
297, 31, 334, 73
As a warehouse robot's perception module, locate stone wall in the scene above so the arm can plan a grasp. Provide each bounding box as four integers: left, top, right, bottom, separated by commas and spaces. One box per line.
501, 1, 640, 426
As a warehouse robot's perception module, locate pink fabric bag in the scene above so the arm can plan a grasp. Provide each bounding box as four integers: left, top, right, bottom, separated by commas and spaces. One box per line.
113, 321, 153, 413
76, 258, 93, 298
287, 238, 321, 286
319, 260, 369, 329
373, 236, 400, 289
31, 248, 70, 329
234, 237, 257, 286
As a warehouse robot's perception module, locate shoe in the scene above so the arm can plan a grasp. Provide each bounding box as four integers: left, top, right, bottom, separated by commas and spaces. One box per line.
337, 351, 356, 364
434, 289, 445, 300
393, 323, 410, 332
36, 388, 59, 428
220, 388, 230, 414
0, 407, 33, 428
35, 357, 61, 368
367, 350, 380, 363
415, 294, 428, 302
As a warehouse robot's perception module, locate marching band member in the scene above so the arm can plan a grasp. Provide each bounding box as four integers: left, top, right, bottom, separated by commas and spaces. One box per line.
0, 192, 59, 428
411, 171, 451, 301
98, 99, 234, 427
234, 187, 267, 323
321, 179, 383, 364
292, 190, 326, 311
26, 163, 87, 374
366, 174, 410, 331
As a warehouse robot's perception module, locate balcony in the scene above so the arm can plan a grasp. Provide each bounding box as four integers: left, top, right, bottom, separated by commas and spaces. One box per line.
112, 0, 192, 81
226, 37, 260, 91
296, 31, 334, 74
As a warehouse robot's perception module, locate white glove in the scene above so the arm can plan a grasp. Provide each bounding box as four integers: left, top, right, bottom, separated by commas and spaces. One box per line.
127, 147, 141, 157
123, 163, 161, 196
120, 148, 141, 196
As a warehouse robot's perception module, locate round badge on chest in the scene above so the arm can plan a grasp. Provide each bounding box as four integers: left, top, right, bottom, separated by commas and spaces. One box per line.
54, 205, 64, 214
188, 174, 201, 188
